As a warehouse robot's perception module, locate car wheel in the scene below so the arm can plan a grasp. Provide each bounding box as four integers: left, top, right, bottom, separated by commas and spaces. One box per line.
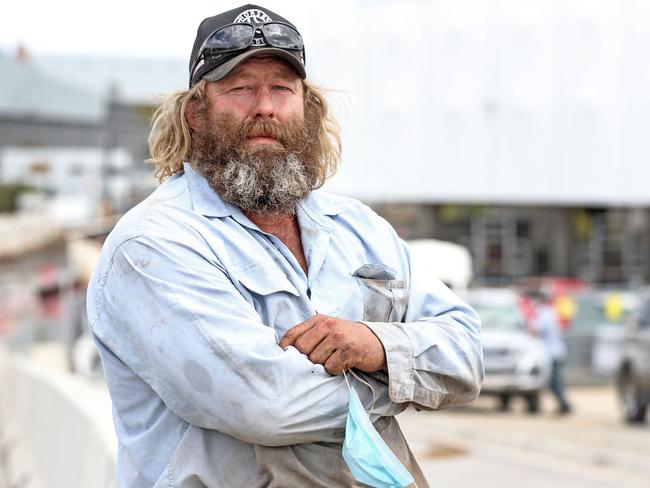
620, 375, 647, 424
525, 392, 540, 414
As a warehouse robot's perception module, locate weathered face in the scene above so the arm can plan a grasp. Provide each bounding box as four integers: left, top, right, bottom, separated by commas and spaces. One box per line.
189, 56, 320, 215
205, 56, 305, 150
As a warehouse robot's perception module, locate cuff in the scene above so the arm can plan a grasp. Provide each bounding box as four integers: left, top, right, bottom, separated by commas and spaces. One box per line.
362, 321, 415, 403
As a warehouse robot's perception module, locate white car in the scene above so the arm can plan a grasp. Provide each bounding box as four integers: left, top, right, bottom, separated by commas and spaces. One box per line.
468, 288, 551, 413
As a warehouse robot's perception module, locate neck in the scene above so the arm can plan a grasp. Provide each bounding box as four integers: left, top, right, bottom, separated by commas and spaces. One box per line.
244, 209, 309, 275
244, 211, 296, 230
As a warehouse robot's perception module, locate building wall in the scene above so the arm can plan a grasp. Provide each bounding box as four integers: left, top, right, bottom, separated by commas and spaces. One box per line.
374, 203, 650, 286
0, 116, 102, 148
0, 102, 153, 162
313, 0, 650, 207
105, 101, 155, 162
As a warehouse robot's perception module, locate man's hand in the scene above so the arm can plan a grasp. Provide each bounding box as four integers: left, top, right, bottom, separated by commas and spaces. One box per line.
279, 315, 387, 375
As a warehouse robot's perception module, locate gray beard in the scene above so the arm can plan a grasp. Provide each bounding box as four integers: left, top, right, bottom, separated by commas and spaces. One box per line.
213, 152, 313, 215
189, 110, 321, 215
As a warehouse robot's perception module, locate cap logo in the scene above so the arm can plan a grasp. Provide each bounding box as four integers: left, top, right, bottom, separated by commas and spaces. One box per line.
234, 9, 272, 25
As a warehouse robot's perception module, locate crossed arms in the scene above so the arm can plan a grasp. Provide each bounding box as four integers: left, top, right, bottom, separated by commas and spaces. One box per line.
90, 232, 483, 447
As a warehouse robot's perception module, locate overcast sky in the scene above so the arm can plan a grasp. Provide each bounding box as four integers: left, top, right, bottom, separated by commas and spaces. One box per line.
0, 0, 342, 59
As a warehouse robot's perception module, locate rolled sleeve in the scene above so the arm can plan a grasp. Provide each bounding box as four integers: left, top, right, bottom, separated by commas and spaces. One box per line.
363, 276, 483, 411
352, 213, 484, 412
363, 321, 415, 403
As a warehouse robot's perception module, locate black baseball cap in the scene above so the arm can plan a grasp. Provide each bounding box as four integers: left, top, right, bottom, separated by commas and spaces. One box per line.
189, 4, 306, 87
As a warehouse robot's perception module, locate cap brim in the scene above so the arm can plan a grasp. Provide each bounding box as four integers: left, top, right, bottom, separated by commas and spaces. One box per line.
202, 47, 306, 82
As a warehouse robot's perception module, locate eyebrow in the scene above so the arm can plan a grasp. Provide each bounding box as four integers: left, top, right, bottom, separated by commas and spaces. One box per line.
227, 63, 300, 83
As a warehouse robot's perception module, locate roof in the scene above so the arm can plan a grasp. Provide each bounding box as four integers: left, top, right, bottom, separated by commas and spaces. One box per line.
0, 54, 104, 122
32, 55, 187, 104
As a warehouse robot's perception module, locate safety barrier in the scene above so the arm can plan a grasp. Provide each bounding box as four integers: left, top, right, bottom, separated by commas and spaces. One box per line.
0, 346, 116, 488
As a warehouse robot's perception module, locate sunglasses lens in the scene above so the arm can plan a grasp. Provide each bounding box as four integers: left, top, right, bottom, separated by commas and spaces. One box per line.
262, 23, 303, 50
205, 24, 254, 50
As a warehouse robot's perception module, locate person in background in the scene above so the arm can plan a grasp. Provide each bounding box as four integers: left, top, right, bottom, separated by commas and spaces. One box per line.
531, 292, 572, 415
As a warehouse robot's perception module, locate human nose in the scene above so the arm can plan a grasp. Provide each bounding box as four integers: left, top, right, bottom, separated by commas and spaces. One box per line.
252, 87, 274, 119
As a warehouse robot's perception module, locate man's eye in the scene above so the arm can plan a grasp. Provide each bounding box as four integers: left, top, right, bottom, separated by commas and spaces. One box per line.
230, 86, 250, 93
273, 85, 291, 92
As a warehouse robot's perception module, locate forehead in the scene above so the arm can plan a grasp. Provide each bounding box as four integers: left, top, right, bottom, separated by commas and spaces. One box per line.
225, 56, 301, 81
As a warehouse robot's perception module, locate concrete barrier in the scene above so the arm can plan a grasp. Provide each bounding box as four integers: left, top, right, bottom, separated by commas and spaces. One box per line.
0, 214, 63, 260
0, 344, 116, 488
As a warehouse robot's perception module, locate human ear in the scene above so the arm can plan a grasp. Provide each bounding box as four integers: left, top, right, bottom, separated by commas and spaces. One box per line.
185, 100, 200, 131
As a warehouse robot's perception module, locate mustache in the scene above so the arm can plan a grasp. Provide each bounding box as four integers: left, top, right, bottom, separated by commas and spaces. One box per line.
238, 119, 298, 147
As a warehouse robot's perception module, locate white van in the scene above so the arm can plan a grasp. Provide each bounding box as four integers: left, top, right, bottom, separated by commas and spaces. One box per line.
406, 239, 473, 292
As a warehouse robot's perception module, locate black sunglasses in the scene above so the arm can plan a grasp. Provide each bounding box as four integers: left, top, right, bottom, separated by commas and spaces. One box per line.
191, 22, 305, 81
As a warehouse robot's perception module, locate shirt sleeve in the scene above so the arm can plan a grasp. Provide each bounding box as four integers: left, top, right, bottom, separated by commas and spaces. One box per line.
88, 232, 403, 448
363, 242, 484, 411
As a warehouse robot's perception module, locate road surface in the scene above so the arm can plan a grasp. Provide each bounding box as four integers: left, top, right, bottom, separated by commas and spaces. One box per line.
398, 387, 650, 487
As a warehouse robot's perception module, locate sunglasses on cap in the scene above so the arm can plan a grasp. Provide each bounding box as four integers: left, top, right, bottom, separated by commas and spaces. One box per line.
190, 22, 305, 83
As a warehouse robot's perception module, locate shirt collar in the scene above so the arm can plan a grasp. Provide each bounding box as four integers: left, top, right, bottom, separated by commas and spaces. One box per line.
298, 191, 347, 230
183, 161, 347, 222
184, 162, 237, 218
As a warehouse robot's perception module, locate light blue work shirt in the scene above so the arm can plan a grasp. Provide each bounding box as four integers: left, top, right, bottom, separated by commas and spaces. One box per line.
87, 162, 483, 487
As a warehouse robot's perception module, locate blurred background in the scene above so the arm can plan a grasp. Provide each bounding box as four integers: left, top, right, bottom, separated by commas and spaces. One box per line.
1, 0, 650, 487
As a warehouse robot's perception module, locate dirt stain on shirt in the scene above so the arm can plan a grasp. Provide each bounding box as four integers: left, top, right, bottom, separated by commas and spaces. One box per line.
183, 360, 214, 394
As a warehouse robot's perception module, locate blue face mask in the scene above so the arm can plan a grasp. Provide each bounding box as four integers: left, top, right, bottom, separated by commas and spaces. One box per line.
342, 371, 416, 488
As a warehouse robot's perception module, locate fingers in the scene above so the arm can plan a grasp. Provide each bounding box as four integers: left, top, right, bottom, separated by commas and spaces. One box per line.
307, 336, 337, 365
294, 322, 330, 356
324, 349, 351, 375
279, 315, 321, 348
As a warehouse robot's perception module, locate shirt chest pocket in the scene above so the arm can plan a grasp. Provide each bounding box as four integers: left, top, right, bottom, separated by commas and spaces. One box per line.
353, 264, 409, 323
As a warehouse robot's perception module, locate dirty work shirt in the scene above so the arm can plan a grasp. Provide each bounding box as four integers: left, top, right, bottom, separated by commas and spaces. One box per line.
87, 162, 483, 488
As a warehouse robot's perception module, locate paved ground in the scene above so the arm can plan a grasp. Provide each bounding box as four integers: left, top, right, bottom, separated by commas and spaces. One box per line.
398, 387, 650, 487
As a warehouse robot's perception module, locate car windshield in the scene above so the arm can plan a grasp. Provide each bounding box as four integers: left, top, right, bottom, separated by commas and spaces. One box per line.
569, 293, 637, 331
471, 303, 524, 332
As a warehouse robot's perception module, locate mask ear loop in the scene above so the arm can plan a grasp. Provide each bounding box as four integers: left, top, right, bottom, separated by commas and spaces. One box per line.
343, 371, 419, 488
343, 369, 377, 412
343, 372, 419, 488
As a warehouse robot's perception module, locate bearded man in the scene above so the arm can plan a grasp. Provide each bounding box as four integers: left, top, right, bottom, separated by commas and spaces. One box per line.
88, 4, 483, 487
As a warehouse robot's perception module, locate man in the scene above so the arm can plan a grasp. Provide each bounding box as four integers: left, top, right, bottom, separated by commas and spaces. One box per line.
530, 293, 572, 414
87, 4, 483, 487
